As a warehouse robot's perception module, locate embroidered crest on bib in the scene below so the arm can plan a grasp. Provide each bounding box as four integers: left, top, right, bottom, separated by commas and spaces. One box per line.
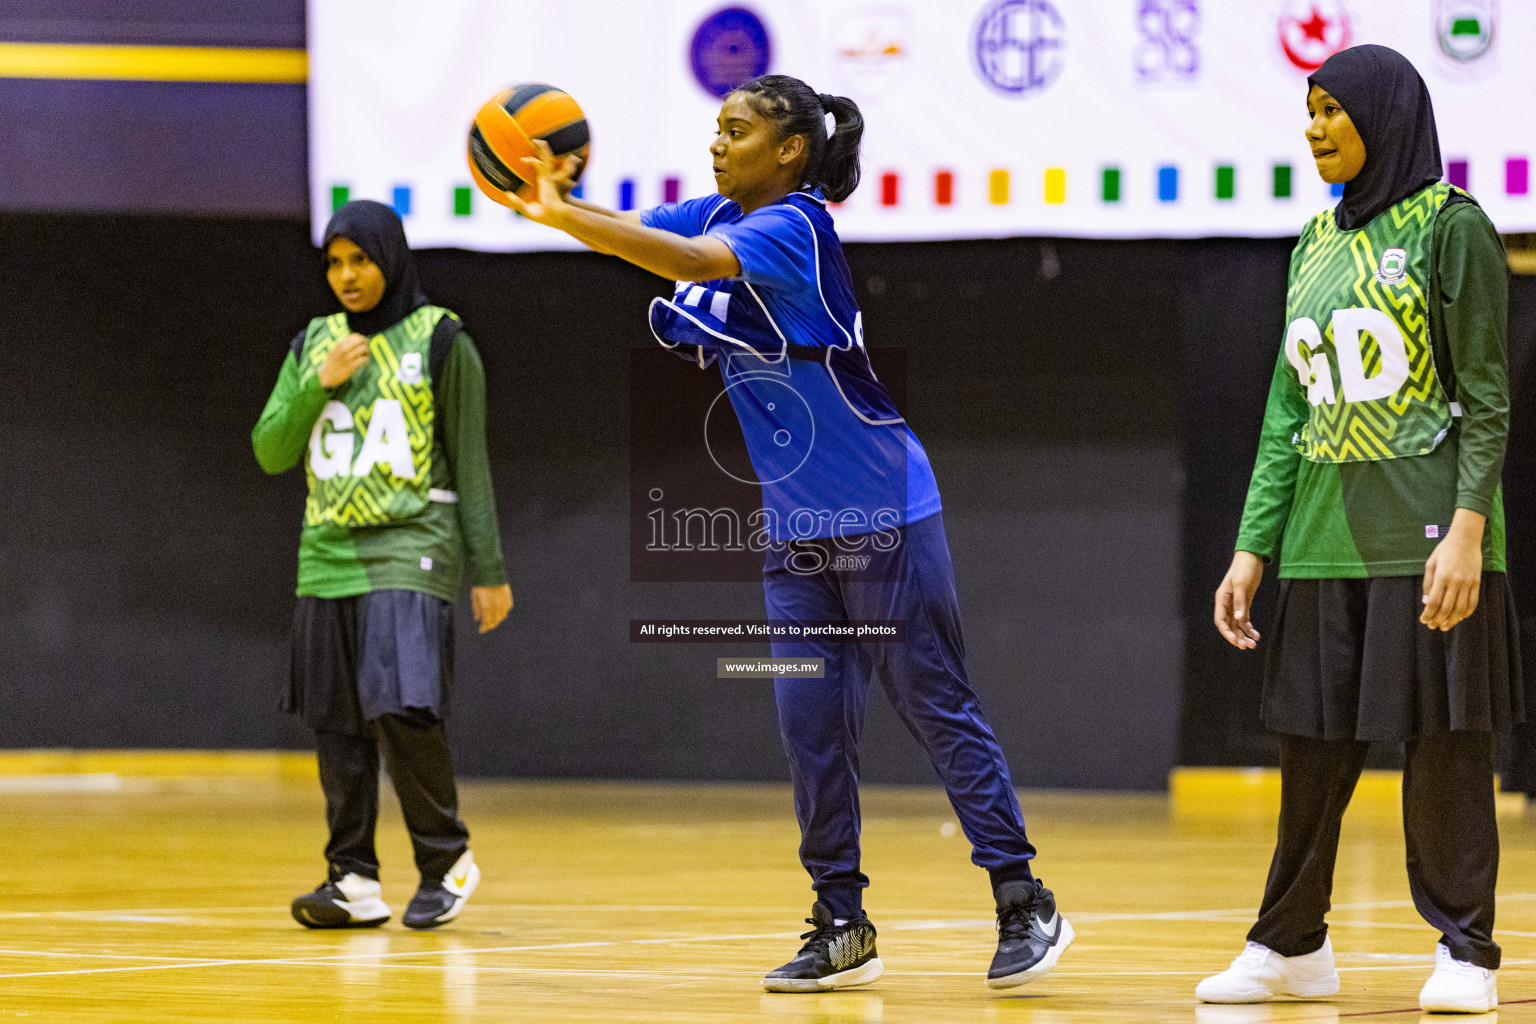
1374, 247, 1409, 285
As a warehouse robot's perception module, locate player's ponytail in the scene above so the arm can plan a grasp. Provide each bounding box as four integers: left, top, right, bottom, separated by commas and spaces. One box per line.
735, 75, 864, 202
815, 93, 863, 203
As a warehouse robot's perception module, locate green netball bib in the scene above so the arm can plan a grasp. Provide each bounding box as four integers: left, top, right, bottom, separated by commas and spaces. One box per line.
1283, 182, 1461, 463
298, 305, 451, 527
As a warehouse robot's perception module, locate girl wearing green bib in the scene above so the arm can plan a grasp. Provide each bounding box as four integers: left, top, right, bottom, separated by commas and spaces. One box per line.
253, 201, 513, 931
1202, 47, 1518, 1014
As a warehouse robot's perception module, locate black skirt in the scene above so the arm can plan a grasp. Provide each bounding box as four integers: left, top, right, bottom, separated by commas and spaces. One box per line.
286, 589, 456, 735
1263, 572, 1522, 742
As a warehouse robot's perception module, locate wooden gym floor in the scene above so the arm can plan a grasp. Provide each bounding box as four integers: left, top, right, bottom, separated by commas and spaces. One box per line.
0, 754, 1533, 1022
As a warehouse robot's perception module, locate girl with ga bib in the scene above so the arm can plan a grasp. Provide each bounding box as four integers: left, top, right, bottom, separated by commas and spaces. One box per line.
253, 200, 513, 932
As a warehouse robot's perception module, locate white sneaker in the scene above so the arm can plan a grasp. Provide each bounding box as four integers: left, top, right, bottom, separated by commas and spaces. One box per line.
290, 872, 392, 928
1419, 943, 1497, 1013
1196, 938, 1341, 1003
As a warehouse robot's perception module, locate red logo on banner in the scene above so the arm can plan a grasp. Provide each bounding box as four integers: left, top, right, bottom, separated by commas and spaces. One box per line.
1278, 1, 1352, 72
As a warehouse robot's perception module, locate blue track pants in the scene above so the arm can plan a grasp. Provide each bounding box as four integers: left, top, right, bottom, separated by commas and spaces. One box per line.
762, 513, 1035, 919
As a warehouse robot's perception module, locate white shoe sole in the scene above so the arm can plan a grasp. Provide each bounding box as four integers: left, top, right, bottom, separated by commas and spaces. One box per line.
433, 861, 481, 925
1196, 973, 1340, 1003
987, 918, 1075, 989
342, 896, 392, 924
1420, 984, 1496, 1013
762, 956, 885, 992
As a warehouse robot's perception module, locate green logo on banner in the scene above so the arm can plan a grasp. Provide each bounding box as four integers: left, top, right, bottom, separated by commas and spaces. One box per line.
1436, 0, 1495, 61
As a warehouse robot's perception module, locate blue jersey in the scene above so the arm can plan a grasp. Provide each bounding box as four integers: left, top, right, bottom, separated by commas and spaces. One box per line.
641, 189, 941, 541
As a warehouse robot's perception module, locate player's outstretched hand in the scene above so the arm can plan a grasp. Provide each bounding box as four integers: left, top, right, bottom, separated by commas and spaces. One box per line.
318, 333, 370, 388
1214, 551, 1264, 650
1421, 510, 1484, 632
500, 140, 576, 227
472, 584, 513, 634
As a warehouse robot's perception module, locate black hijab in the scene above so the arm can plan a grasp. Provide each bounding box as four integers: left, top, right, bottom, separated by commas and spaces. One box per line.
1308, 44, 1443, 231
321, 199, 429, 335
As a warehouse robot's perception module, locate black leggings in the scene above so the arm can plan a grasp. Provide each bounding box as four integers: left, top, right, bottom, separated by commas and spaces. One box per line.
1248, 731, 1500, 970
317, 710, 469, 883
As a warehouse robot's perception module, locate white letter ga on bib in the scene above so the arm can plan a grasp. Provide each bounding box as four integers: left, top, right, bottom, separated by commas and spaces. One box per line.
309, 399, 415, 479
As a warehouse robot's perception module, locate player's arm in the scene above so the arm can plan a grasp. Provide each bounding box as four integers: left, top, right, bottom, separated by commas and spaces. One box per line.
1420, 203, 1508, 631
252, 338, 329, 474
566, 196, 643, 225
438, 331, 512, 633
533, 158, 640, 252
564, 213, 738, 280
556, 197, 643, 256
253, 333, 370, 474
502, 143, 740, 281
1215, 341, 1309, 650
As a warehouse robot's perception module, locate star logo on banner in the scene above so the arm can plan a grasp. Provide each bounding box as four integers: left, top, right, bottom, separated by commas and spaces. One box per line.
1299, 10, 1329, 40
1278, 0, 1352, 71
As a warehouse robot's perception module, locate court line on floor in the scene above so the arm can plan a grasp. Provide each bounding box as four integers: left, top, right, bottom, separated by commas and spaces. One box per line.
5, 944, 1534, 983
0, 948, 234, 962
1339, 996, 1536, 1017
0, 903, 795, 920
4, 892, 1533, 922
0, 942, 620, 980
6, 897, 1536, 980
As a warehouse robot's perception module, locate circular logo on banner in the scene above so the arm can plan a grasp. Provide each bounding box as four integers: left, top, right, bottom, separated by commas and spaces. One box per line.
1278, 0, 1352, 72
1435, 0, 1495, 61
690, 7, 772, 98
973, 0, 1066, 97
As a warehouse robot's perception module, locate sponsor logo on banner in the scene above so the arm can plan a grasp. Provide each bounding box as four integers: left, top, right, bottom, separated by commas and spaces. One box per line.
1374, 247, 1408, 285
1435, 0, 1495, 61
1135, 0, 1199, 85
973, 0, 1066, 97
1278, 0, 1352, 72
834, 7, 912, 96
690, 7, 773, 98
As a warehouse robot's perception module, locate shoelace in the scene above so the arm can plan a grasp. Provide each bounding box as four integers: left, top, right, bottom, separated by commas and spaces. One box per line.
796, 917, 838, 956
1234, 942, 1271, 967
997, 893, 1041, 941
1434, 944, 1486, 976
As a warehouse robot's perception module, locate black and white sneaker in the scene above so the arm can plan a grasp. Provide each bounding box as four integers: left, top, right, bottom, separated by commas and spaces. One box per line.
762, 901, 884, 993
987, 878, 1074, 988
291, 871, 391, 929
402, 850, 480, 930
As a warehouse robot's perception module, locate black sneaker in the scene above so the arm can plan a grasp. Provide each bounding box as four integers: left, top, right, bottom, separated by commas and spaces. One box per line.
402, 850, 480, 930
987, 879, 1074, 988
291, 871, 391, 929
762, 901, 884, 992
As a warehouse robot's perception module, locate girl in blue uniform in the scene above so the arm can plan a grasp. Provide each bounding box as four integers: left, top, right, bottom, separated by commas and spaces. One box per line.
496, 74, 1069, 992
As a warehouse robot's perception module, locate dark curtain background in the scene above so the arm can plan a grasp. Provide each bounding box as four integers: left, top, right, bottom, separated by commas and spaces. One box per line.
0, 216, 1183, 787
0, 212, 1529, 786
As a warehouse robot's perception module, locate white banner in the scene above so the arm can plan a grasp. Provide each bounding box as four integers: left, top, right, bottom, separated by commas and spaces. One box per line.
309, 0, 1534, 249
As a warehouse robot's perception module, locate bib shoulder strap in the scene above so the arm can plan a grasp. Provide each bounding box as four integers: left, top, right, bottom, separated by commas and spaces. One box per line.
429, 309, 463, 385
1441, 186, 1477, 213
1426, 185, 1482, 399
1298, 208, 1331, 250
